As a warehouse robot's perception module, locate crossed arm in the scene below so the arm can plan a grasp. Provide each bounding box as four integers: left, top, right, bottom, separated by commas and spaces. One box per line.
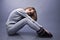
17, 10, 42, 27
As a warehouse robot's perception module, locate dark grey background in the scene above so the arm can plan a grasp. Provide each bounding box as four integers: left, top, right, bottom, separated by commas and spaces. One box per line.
0, 0, 60, 40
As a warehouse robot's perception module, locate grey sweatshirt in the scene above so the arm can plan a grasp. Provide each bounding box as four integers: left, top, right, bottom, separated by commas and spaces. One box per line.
6, 8, 42, 35
6, 8, 26, 34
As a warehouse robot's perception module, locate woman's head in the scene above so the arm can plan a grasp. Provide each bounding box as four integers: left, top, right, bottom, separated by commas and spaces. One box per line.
25, 7, 36, 16
24, 7, 37, 21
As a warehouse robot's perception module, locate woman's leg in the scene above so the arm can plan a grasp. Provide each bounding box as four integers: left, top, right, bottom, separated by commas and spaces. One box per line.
26, 17, 42, 31
26, 17, 53, 37
6, 18, 27, 35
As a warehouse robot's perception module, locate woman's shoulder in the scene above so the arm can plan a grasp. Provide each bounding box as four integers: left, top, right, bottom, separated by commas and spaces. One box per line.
10, 8, 23, 14
11, 8, 24, 13
15, 8, 24, 11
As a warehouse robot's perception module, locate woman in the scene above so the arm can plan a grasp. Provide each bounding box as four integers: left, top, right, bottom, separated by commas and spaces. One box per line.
6, 7, 53, 38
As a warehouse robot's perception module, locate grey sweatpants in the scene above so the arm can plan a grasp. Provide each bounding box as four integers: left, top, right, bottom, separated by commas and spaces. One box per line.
6, 8, 42, 35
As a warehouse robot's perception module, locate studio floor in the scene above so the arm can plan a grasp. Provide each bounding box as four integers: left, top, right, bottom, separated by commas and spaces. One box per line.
0, 21, 60, 40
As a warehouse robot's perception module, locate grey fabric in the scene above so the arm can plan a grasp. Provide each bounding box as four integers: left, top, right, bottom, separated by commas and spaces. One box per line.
6, 8, 42, 35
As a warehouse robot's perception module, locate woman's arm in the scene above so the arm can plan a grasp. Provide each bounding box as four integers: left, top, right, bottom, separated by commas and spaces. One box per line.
17, 10, 42, 27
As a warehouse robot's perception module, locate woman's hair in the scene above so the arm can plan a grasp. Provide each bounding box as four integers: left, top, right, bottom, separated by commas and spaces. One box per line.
24, 7, 37, 21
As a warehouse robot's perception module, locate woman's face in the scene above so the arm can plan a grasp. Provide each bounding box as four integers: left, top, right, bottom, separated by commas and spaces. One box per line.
25, 8, 35, 16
